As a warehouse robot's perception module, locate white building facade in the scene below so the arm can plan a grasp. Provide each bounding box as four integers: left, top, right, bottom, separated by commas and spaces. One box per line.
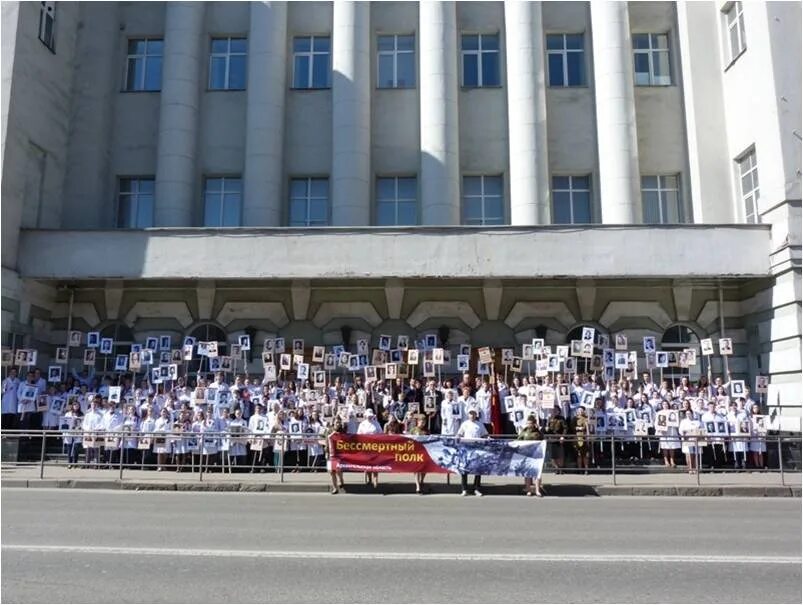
1, 1, 800, 424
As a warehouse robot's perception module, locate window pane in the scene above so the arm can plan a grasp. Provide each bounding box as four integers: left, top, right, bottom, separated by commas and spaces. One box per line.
546, 35, 564, 51
548, 53, 564, 86
138, 179, 154, 193
226, 178, 242, 193
293, 37, 310, 53
230, 38, 247, 53
484, 197, 504, 224
397, 201, 417, 225
484, 176, 503, 196
463, 176, 482, 196
136, 194, 154, 228
566, 51, 585, 85
565, 34, 584, 50
481, 52, 500, 86
463, 197, 482, 222
293, 55, 310, 88
552, 176, 570, 190
376, 202, 395, 226
290, 179, 307, 199
310, 178, 328, 198
228, 55, 247, 89
653, 50, 670, 84
642, 190, 660, 223
397, 35, 414, 51
126, 58, 143, 90
572, 191, 591, 223
289, 199, 306, 225
461, 34, 478, 51
633, 53, 650, 85
144, 56, 162, 90
313, 37, 330, 52
741, 172, 753, 194
312, 54, 329, 87
463, 54, 478, 86
209, 56, 227, 89
378, 54, 394, 88
377, 35, 394, 51
206, 178, 223, 192
652, 34, 668, 49
738, 16, 746, 51
641, 175, 658, 189
552, 191, 571, 224
664, 191, 680, 223
128, 39, 146, 54
573, 175, 590, 190
222, 193, 241, 226
482, 35, 499, 51
204, 194, 222, 226
117, 195, 132, 228
397, 177, 416, 200
211, 39, 228, 54
632, 34, 650, 49
309, 198, 328, 223
376, 177, 395, 201
396, 52, 415, 87
147, 39, 163, 55
729, 25, 740, 58
662, 175, 678, 189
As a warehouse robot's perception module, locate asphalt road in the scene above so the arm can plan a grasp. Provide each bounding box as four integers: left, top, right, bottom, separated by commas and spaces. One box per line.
1, 489, 800, 603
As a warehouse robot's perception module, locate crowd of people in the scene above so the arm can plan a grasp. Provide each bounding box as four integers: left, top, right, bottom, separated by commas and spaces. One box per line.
1, 350, 773, 487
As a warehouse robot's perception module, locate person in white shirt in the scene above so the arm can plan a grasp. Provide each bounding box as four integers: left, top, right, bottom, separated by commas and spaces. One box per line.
700, 401, 726, 469
456, 409, 489, 496
357, 408, 382, 488
248, 403, 270, 472
153, 407, 173, 471
2, 368, 20, 429
81, 398, 105, 467
440, 389, 463, 436
678, 409, 702, 474
103, 401, 125, 466
475, 383, 492, 430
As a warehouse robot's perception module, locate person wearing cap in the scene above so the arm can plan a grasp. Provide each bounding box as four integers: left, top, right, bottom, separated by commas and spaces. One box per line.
546, 405, 567, 473
456, 409, 488, 496
357, 408, 382, 488
517, 415, 544, 496
407, 415, 430, 494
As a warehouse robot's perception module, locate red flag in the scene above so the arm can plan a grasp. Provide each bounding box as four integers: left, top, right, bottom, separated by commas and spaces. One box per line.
490, 364, 504, 435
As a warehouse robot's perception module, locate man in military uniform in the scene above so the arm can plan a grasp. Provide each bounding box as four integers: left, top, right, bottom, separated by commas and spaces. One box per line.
572, 407, 590, 474
516, 415, 544, 497
547, 405, 567, 473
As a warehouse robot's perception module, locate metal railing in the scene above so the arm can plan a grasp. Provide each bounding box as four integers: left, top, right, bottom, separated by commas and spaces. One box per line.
1, 429, 800, 487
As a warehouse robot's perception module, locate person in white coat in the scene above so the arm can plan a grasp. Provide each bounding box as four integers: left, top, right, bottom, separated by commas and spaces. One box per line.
357, 408, 382, 488
248, 403, 271, 472
2, 367, 20, 430
62, 400, 83, 468
103, 401, 125, 466
121, 404, 140, 467
456, 409, 489, 496
440, 389, 463, 436
726, 402, 749, 469
81, 398, 105, 467
153, 407, 173, 471
679, 409, 702, 474
138, 408, 156, 469
226, 407, 248, 469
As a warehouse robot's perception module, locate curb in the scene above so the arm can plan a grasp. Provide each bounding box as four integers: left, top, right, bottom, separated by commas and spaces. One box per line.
3, 479, 799, 497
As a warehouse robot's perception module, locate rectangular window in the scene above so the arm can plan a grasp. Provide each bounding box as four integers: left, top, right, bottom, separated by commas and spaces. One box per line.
461, 34, 500, 87
641, 175, 682, 224
292, 36, 331, 89
209, 37, 247, 90
377, 34, 415, 89
546, 34, 586, 87
632, 33, 671, 86
38, 2, 56, 52
289, 178, 329, 226
124, 38, 163, 92
203, 177, 242, 227
376, 177, 417, 225
462, 175, 504, 225
551, 175, 592, 224
724, 1, 747, 64
117, 178, 155, 229
737, 150, 760, 223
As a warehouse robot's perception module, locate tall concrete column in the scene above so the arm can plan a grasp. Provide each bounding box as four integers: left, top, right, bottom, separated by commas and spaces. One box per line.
154, 2, 206, 227
505, 0, 550, 225
420, 1, 460, 225
243, 1, 287, 226
591, 1, 641, 224
331, 1, 371, 226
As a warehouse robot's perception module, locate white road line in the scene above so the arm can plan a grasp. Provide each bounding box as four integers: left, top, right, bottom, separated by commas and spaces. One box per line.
2, 545, 800, 565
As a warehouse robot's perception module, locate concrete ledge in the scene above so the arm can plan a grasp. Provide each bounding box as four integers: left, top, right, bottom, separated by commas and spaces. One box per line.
3, 479, 799, 497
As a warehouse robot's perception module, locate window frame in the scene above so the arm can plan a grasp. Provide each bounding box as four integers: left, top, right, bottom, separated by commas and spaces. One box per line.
203, 176, 243, 227
631, 33, 672, 86
736, 149, 760, 224
375, 176, 418, 226
551, 175, 592, 225
291, 35, 331, 90
38, 2, 56, 53
460, 33, 501, 88
376, 34, 416, 89
641, 174, 683, 224
123, 38, 163, 92
208, 36, 247, 91
461, 175, 505, 226
722, 1, 747, 67
116, 177, 155, 229
545, 33, 586, 87
288, 177, 330, 227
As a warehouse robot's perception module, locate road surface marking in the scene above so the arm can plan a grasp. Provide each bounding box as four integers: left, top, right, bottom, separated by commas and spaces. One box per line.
2, 545, 800, 565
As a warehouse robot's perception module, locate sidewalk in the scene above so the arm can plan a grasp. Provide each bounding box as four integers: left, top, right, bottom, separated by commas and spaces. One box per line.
2, 464, 800, 497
